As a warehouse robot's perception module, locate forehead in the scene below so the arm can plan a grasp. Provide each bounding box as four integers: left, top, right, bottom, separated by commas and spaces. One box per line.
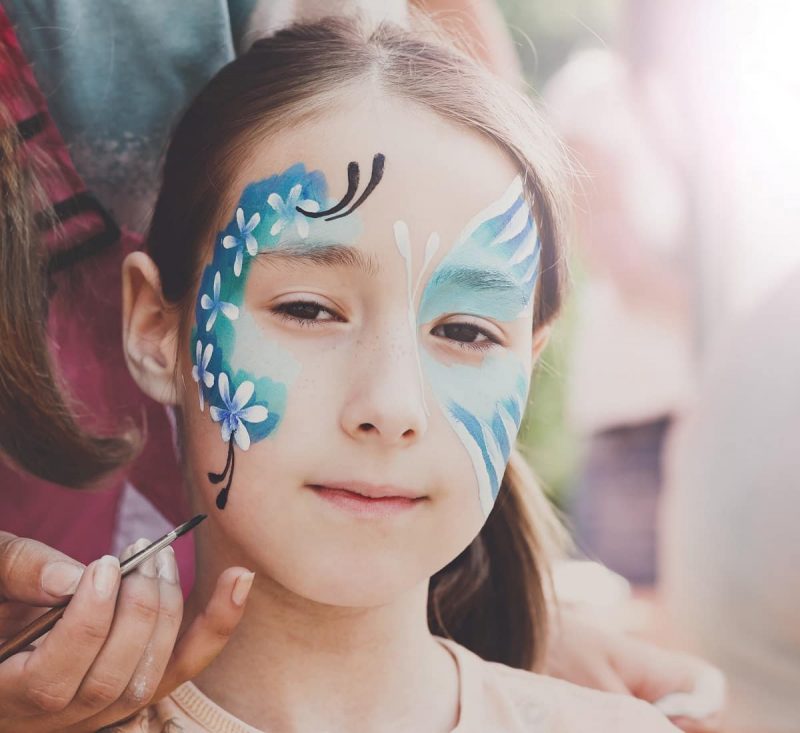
226, 92, 520, 250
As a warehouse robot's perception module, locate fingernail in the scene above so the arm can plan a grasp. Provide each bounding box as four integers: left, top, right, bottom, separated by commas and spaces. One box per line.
120, 538, 143, 562
41, 561, 85, 597
93, 555, 120, 599
231, 571, 254, 607
156, 546, 178, 584
127, 538, 157, 578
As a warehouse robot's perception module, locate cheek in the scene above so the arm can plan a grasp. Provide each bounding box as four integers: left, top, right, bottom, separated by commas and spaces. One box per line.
422, 349, 530, 517
187, 299, 308, 511
228, 310, 301, 387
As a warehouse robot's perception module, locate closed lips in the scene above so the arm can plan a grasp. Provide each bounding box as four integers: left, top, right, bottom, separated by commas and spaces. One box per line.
307, 482, 425, 501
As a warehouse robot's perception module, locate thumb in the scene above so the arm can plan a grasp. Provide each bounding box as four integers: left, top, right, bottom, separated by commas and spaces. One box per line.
618, 640, 726, 723
0, 532, 86, 605
154, 567, 254, 699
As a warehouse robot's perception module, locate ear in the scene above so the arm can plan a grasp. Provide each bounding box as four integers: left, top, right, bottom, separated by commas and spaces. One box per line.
122, 252, 181, 405
531, 324, 552, 364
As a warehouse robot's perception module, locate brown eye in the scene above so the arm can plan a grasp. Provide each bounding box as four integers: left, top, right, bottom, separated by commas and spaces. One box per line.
273, 300, 341, 323
430, 321, 498, 350
433, 323, 481, 343
283, 302, 324, 319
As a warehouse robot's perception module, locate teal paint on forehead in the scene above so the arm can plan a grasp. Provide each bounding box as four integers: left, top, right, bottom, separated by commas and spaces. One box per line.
191, 163, 362, 453
419, 176, 540, 325
418, 273, 528, 324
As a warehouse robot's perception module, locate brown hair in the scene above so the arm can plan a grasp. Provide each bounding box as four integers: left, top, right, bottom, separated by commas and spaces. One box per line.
0, 69, 138, 487
147, 16, 569, 670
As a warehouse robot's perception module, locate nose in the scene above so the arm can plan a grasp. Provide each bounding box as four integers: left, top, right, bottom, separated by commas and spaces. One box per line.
340, 331, 429, 447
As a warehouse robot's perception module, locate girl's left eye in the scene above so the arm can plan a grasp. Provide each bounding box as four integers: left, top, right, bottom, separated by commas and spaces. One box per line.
272, 300, 342, 324
430, 321, 499, 350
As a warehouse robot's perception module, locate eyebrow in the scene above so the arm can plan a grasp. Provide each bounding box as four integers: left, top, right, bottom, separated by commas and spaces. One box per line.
430, 265, 522, 293
255, 243, 379, 276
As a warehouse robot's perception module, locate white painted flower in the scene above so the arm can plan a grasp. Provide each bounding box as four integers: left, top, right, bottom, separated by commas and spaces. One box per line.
200, 271, 239, 331
209, 373, 269, 451
222, 207, 261, 277
191, 340, 215, 411
266, 183, 320, 239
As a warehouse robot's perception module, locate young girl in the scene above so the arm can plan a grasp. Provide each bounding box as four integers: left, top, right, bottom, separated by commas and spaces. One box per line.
27, 16, 679, 732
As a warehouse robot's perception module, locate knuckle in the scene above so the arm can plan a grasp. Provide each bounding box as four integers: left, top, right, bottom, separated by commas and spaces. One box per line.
121, 674, 158, 708
77, 674, 128, 708
75, 615, 111, 644
157, 600, 183, 629
0, 536, 29, 586
126, 591, 160, 625
209, 614, 238, 640
26, 681, 73, 713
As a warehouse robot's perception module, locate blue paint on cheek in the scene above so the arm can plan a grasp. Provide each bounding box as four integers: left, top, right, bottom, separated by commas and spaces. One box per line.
449, 403, 501, 497
422, 350, 530, 514
490, 412, 511, 459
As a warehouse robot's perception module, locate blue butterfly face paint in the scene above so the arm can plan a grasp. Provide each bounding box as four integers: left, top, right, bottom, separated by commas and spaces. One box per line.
192, 157, 383, 508
396, 176, 540, 515
192, 158, 533, 516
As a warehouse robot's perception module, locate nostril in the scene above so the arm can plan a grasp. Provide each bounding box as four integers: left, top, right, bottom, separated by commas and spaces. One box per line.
358, 423, 376, 433
401, 428, 415, 439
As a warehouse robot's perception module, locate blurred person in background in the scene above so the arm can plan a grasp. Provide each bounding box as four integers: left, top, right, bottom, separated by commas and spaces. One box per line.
659, 1, 800, 730
544, 0, 695, 586
661, 267, 800, 733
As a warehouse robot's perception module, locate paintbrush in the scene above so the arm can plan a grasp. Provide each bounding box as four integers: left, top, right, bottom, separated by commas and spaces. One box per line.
0, 514, 207, 664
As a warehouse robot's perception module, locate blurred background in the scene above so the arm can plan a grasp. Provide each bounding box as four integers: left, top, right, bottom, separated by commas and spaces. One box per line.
501, 1, 800, 731
3, 1, 797, 729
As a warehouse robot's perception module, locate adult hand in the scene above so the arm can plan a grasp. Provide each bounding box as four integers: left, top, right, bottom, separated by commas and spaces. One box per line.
545, 610, 725, 733
0, 532, 253, 733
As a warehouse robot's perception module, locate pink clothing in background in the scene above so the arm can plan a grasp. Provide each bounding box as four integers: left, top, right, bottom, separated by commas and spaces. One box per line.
0, 6, 192, 587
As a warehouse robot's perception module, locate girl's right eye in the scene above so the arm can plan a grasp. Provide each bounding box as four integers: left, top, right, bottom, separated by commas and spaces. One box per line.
272, 300, 343, 325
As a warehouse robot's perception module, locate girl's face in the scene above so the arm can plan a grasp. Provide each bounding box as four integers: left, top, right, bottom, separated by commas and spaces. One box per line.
179, 94, 539, 606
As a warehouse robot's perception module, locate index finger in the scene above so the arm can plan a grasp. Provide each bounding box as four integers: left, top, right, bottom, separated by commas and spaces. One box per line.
0, 556, 120, 718
0, 533, 86, 606
153, 567, 252, 698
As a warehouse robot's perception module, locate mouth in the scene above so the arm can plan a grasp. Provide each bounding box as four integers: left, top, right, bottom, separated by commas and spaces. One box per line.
306, 481, 426, 518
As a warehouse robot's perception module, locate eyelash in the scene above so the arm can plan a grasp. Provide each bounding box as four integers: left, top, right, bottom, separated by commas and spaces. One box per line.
272, 300, 343, 326
272, 299, 500, 351
430, 322, 499, 351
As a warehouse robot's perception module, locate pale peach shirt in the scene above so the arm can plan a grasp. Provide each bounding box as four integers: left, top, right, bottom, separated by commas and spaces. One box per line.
108, 638, 677, 732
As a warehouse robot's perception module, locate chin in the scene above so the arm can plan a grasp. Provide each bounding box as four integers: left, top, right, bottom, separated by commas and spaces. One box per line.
265, 544, 440, 608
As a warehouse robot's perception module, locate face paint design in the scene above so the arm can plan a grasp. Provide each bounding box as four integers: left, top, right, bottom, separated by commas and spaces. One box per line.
393, 221, 439, 416
398, 176, 540, 516
192, 157, 384, 508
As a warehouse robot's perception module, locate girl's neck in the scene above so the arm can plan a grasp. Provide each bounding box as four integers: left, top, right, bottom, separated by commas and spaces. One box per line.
186, 559, 459, 733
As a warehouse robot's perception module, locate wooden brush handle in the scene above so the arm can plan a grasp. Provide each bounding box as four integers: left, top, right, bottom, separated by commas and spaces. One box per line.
0, 604, 66, 663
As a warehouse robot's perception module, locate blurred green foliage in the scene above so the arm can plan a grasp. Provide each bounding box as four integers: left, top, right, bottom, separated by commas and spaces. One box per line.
497, 0, 621, 86
517, 287, 580, 509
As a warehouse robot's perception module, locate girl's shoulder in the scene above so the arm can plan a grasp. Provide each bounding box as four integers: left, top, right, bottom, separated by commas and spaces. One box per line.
439, 638, 679, 733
